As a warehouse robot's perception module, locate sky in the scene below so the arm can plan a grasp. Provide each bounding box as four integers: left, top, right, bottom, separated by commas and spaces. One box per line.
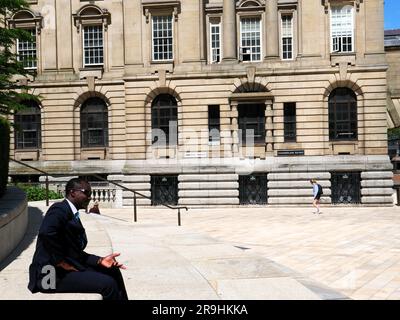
384, 0, 400, 30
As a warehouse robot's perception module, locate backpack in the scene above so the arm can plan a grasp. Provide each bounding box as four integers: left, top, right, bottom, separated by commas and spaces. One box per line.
317, 184, 323, 195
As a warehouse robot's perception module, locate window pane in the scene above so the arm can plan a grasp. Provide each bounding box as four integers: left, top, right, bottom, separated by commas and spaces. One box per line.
14, 103, 41, 149
152, 15, 173, 61
81, 98, 108, 147
17, 28, 37, 69
238, 104, 265, 144
151, 94, 178, 145
331, 6, 353, 52
83, 25, 104, 66
329, 88, 357, 140
240, 18, 261, 62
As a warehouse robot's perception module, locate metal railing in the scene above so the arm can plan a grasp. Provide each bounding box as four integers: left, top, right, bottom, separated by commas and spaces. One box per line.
10, 158, 51, 206
9, 158, 189, 226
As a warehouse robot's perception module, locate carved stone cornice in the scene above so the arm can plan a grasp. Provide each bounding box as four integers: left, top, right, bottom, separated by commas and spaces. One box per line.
142, 1, 181, 23
7, 10, 43, 34
73, 5, 111, 33
323, 0, 362, 14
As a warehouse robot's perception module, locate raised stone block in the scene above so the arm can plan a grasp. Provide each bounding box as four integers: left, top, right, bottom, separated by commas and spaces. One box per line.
361, 171, 393, 179
268, 180, 331, 189
179, 181, 239, 190
178, 174, 238, 182
361, 180, 393, 188
179, 198, 240, 205
122, 198, 152, 206
268, 189, 331, 197
179, 190, 239, 198
122, 175, 151, 182
361, 196, 394, 204
361, 188, 394, 196
268, 172, 331, 181
268, 197, 332, 204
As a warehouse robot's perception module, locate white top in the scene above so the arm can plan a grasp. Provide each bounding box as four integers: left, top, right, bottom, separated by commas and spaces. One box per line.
66, 198, 79, 216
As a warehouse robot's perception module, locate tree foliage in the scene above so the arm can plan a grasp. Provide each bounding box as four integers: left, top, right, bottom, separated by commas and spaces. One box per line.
0, 0, 40, 118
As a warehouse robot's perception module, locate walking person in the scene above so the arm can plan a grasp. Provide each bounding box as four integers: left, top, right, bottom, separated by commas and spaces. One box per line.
310, 179, 323, 214
28, 178, 128, 300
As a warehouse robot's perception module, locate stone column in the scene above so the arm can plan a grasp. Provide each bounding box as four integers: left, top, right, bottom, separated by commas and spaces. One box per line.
265, 0, 279, 60
265, 102, 274, 154
231, 102, 239, 156
222, 0, 237, 62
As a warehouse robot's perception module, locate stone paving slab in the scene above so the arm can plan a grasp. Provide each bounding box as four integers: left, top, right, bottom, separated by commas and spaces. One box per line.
216, 278, 321, 300
1, 202, 350, 300
97, 205, 400, 300
93, 211, 347, 300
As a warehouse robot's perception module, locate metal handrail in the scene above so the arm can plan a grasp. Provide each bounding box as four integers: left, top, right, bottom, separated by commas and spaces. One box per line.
10, 158, 50, 206
91, 174, 188, 226
9, 158, 189, 226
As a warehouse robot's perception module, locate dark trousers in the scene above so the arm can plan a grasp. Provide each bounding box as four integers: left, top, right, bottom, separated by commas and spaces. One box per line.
54, 266, 128, 300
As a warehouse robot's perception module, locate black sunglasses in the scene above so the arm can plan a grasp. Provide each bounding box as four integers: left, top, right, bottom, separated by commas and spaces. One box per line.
73, 189, 92, 197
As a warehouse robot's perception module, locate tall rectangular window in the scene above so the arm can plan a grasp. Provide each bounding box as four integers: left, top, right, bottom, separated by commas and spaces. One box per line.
152, 15, 173, 61
238, 104, 265, 144
284, 103, 296, 142
210, 22, 221, 63
17, 28, 37, 69
240, 17, 261, 62
208, 105, 220, 142
331, 6, 354, 53
83, 25, 104, 67
281, 15, 293, 60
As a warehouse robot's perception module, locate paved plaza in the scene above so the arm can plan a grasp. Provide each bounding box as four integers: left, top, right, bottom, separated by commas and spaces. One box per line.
1, 201, 400, 300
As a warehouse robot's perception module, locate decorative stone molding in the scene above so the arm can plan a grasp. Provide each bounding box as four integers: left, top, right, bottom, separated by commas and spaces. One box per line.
73, 5, 111, 33
7, 10, 43, 34
142, 1, 181, 23
323, 0, 362, 13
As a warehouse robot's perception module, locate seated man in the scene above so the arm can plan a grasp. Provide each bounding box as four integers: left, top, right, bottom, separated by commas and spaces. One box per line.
28, 178, 128, 300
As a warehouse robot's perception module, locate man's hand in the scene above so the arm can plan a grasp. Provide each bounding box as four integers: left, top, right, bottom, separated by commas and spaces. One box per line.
98, 253, 126, 269
56, 261, 78, 271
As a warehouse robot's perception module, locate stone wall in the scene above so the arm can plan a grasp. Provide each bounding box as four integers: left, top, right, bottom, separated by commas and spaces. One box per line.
0, 187, 28, 262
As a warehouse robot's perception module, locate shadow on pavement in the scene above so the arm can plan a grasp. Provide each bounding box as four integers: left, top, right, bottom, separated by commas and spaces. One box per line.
0, 206, 43, 272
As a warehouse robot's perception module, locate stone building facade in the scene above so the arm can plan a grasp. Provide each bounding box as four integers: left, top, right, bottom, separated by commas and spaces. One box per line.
8, 0, 393, 207
386, 29, 400, 128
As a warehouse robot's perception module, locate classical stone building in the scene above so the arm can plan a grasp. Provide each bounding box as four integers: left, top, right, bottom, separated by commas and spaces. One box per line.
386, 29, 400, 128
8, 0, 394, 207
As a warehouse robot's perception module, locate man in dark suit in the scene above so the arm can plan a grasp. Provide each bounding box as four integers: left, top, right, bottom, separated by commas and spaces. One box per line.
28, 178, 128, 300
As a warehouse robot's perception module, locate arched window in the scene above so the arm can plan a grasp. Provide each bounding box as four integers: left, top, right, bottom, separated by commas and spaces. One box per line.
14, 101, 41, 149
328, 88, 357, 141
80, 98, 108, 148
151, 94, 177, 146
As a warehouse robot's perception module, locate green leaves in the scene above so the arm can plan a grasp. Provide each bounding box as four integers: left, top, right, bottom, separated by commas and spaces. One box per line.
14, 184, 63, 201
0, 0, 39, 119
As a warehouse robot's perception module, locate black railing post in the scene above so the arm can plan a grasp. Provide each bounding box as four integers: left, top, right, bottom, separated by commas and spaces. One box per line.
45, 175, 49, 206
133, 192, 137, 222
178, 208, 181, 226
396, 187, 400, 206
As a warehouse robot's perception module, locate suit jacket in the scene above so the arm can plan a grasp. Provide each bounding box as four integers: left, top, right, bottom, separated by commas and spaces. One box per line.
28, 200, 101, 293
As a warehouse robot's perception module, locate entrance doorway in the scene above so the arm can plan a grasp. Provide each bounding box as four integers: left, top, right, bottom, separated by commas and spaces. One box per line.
239, 173, 268, 204
151, 175, 178, 206
331, 172, 361, 204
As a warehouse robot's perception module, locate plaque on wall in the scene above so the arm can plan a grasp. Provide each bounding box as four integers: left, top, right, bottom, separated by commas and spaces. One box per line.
277, 150, 305, 156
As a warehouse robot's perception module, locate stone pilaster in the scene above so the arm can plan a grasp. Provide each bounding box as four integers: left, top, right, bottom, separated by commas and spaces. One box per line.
265, 0, 279, 60
231, 102, 239, 156
265, 102, 274, 154
222, 0, 237, 62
